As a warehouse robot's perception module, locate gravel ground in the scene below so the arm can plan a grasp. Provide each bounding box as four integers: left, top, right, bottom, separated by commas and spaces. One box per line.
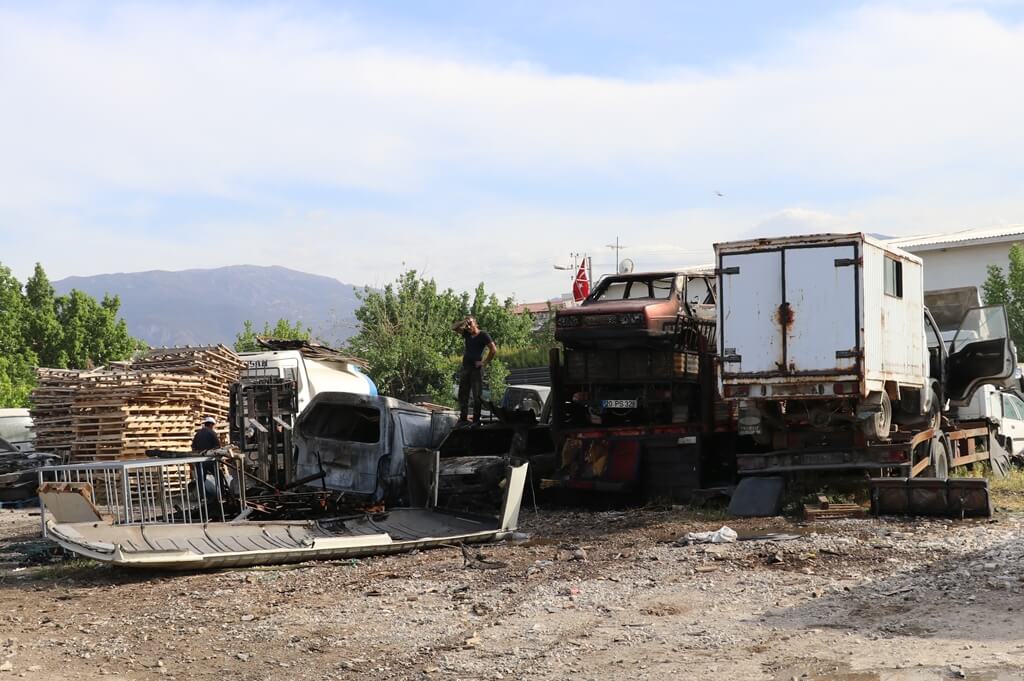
1, 505, 1023, 680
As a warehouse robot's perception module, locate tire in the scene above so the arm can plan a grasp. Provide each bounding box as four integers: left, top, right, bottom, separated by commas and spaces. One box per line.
923, 437, 949, 480
862, 391, 893, 442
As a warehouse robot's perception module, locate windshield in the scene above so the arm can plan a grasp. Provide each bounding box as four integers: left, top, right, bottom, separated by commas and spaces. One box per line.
590, 275, 675, 302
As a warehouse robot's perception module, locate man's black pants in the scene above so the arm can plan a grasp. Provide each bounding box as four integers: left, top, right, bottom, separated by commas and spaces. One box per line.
457, 366, 483, 422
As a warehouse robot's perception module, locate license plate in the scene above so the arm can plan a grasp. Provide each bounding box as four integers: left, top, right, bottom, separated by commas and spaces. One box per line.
602, 399, 638, 409
801, 452, 843, 466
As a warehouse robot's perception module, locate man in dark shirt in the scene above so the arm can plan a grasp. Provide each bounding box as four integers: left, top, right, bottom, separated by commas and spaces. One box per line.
191, 416, 221, 452
452, 316, 497, 426
191, 416, 222, 484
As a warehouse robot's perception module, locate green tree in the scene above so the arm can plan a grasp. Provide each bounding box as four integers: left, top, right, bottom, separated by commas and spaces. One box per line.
0, 262, 141, 407
24, 264, 66, 367
486, 357, 510, 404
982, 243, 1024, 355
55, 290, 139, 368
0, 264, 36, 407
234, 318, 312, 352
347, 271, 466, 402
467, 283, 535, 350
346, 270, 534, 404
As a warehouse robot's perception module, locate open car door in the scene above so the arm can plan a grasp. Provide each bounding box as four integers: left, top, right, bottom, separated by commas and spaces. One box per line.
946, 305, 1017, 406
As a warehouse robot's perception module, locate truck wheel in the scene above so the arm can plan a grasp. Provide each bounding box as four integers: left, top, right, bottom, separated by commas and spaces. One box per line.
923, 438, 949, 480
861, 391, 892, 442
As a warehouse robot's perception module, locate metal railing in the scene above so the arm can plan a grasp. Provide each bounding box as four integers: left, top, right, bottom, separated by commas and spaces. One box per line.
37, 455, 245, 536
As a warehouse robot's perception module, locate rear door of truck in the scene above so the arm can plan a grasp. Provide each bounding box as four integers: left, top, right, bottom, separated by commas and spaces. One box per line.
720, 241, 860, 378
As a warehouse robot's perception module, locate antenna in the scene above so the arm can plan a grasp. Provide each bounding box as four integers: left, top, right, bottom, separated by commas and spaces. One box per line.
618, 258, 634, 274
605, 237, 628, 273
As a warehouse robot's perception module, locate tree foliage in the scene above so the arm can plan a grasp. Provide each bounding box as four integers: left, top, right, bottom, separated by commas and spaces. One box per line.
346, 270, 534, 403
0, 262, 143, 407
982, 243, 1024, 356
234, 318, 312, 352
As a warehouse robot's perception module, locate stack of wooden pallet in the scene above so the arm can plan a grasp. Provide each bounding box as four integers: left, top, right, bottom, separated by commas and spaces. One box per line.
30, 345, 244, 461
130, 345, 245, 439
70, 371, 202, 461
30, 369, 92, 460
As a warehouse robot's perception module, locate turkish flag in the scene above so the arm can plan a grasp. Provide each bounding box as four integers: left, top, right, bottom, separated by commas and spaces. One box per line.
572, 261, 590, 302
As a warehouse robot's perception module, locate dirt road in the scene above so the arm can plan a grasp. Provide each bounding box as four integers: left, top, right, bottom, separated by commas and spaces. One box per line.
1, 506, 1022, 680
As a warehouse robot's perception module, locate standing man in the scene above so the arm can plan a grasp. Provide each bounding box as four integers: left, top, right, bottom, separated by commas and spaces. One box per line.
453, 316, 497, 426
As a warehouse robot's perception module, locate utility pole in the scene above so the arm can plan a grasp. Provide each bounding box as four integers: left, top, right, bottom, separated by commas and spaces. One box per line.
553, 252, 582, 289
606, 237, 627, 273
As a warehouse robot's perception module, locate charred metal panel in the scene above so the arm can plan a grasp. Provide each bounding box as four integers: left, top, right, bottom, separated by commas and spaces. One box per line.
294, 393, 437, 503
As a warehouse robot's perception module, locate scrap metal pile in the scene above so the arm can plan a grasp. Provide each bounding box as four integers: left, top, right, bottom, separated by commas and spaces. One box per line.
29, 345, 244, 462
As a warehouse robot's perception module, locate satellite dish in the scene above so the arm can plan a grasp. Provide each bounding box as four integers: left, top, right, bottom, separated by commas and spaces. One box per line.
618, 258, 634, 274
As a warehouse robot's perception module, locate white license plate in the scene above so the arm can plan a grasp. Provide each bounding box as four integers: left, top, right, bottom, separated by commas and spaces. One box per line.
602, 399, 638, 409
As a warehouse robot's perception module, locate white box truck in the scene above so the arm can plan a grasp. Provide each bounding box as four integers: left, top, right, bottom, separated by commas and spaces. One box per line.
239, 343, 377, 415
716, 232, 1016, 477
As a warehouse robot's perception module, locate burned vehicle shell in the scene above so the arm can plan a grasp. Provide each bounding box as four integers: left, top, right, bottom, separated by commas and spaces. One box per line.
294, 393, 453, 505
555, 271, 715, 349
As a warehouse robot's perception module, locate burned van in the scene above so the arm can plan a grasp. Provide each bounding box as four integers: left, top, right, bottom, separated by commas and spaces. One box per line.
294, 393, 454, 505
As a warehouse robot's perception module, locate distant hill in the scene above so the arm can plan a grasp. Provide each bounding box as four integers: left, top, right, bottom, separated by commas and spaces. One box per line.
53, 265, 363, 348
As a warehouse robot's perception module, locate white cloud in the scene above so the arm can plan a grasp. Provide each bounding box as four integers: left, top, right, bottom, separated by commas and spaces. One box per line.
2, 3, 1024, 301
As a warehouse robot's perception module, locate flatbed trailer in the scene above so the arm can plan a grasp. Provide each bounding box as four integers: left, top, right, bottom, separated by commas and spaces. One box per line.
736, 419, 992, 479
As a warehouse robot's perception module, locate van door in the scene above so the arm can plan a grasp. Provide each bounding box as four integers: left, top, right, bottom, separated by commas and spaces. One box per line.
719, 243, 859, 376
783, 245, 859, 373
719, 251, 783, 374
946, 305, 1016, 406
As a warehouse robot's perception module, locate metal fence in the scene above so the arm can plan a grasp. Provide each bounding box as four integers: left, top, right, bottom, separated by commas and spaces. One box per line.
37, 455, 243, 536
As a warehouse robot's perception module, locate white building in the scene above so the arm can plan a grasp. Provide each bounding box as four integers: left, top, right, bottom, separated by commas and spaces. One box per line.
887, 225, 1024, 292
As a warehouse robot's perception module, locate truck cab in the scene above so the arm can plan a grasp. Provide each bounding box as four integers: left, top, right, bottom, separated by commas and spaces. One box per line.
239, 348, 376, 415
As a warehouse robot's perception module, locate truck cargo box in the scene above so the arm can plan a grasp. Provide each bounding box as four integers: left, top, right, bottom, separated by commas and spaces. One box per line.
716, 232, 926, 399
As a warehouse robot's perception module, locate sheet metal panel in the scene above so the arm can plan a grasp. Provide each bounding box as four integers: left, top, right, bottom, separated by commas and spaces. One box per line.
719, 250, 783, 375
783, 244, 858, 373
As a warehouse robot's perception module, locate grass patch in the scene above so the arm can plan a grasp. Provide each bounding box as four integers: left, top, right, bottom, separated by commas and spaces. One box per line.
661, 504, 732, 523
990, 465, 1024, 513
952, 461, 1024, 512
24, 557, 104, 581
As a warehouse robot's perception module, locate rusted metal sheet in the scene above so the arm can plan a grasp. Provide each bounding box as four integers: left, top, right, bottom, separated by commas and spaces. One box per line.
870, 477, 991, 517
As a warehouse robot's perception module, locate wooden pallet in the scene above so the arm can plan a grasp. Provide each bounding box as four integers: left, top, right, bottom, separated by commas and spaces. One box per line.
803, 496, 868, 520
32, 345, 243, 462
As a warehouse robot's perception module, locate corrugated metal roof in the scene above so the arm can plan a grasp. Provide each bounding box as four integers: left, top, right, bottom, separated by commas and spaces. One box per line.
886, 225, 1024, 250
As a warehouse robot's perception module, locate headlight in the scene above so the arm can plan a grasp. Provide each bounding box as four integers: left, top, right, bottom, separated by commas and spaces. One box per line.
618, 312, 645, 326
556, 315, 581, 328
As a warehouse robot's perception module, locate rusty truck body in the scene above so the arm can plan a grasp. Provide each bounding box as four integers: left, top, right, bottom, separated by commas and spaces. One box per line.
544, 269, 735, 499
716, 232, 1016, 478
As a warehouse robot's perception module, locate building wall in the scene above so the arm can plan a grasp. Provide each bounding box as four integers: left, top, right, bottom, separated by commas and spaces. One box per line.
907, 242, 1022, 293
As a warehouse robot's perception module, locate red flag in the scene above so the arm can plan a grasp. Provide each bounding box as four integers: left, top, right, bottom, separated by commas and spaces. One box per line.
572, 261, 590, 302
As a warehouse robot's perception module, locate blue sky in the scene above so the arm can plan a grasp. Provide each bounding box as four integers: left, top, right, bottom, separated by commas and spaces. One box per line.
2, 0, 1024, 301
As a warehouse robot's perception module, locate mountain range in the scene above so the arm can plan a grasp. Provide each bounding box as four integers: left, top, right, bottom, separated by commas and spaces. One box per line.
54, 265, 363, 348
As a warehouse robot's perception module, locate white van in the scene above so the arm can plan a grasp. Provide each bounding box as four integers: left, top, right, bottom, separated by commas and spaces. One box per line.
0, 408, 34, 451
239, 349, 377, 414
